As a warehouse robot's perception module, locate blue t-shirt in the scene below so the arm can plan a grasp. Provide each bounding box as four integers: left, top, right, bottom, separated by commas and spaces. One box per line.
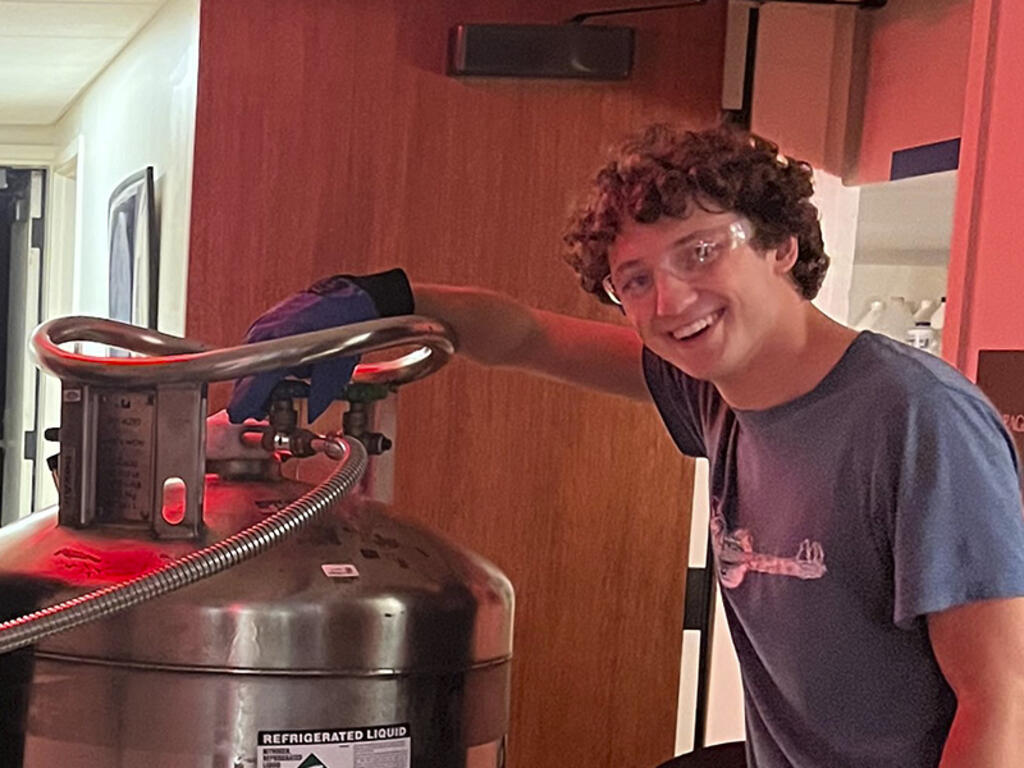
643, 331, 1024, 767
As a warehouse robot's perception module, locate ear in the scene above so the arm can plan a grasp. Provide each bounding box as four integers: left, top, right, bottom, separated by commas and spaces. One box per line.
770, 235, 799, 276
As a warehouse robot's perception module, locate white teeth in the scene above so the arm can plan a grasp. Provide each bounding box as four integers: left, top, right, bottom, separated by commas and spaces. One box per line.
672, 311, 720, 340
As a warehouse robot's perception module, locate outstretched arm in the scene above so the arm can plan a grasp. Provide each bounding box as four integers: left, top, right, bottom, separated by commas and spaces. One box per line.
414, 283, 649, 401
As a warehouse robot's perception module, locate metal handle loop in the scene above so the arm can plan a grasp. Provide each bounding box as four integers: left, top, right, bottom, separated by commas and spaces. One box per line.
30, 315, 457, 388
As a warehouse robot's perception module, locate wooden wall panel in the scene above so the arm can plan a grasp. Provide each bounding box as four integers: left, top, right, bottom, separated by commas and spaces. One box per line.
187, 2, 724, 765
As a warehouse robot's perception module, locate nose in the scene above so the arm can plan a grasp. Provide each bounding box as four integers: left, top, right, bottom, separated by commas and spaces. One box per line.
653, 269, 699, 317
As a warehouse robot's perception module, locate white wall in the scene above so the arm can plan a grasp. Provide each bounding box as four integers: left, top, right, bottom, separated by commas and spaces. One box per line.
52, 0, 199, 336
0, 126, 54, 144
0, 125, 56, 166
813, 169, 861, 324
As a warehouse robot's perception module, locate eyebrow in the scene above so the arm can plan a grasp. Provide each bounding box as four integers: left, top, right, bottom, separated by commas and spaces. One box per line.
672, 226, 725, 247
611, 259, 645, 279
610, 226, 727, 278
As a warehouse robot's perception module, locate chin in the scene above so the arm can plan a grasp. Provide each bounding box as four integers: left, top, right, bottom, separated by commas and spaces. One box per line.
643, 313, 741, 383
650, 346, 720, 382
678, 360, 726, 383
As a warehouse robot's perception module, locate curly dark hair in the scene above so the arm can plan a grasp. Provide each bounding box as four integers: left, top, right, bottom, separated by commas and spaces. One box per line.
563, 124, 829, 304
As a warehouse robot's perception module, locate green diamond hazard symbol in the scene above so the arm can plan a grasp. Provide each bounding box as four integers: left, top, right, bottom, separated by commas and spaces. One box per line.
297, 755, 327, 768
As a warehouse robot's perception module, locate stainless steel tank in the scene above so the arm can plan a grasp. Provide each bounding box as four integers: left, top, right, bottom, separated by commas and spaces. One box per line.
0, 316, 513, 768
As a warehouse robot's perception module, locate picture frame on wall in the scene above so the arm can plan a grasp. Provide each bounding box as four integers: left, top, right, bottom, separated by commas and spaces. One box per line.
107, 166, 159, 330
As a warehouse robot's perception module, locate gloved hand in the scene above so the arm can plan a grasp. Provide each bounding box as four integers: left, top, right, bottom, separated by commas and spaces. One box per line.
227, 269, 413, 423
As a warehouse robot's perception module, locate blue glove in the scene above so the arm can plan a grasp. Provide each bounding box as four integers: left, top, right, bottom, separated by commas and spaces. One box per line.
227, 269, 413, 423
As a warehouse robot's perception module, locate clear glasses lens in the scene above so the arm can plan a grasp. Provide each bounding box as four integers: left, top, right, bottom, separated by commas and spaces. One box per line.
601, 220, 749, 307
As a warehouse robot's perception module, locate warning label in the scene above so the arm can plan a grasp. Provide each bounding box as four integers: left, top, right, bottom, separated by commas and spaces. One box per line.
257, 724, 410, 768
321, 563, 360, 579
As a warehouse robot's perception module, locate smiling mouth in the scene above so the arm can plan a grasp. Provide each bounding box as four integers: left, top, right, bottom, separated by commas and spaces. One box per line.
671, 309, 724, 342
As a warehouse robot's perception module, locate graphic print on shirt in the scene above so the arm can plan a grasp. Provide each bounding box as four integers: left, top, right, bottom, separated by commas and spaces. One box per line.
710, 498, 827, 588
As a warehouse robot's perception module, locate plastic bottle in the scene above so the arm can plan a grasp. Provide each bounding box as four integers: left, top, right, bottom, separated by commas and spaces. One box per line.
853, 299, 886, 332
929, 297, 946, 356
912, 299, 937, 325
930, 297, 946, 331
906, 324, 936, 352
876, 297, 915, 342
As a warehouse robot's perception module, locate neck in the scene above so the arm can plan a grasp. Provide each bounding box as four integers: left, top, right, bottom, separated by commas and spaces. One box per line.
715, 303, 858, 411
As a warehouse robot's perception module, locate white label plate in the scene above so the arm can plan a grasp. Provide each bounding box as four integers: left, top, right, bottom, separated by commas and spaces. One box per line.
321, 563, 360, 579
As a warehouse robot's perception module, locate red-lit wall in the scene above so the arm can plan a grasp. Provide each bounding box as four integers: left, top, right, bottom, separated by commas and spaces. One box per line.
945, 0, 1024, 378
750, 0, 971, 183
186, 2, 726, 766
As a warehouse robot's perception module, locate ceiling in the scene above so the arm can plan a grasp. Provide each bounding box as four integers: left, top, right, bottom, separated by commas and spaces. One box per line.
0, 0, 167, 125
854, 170, 959, 266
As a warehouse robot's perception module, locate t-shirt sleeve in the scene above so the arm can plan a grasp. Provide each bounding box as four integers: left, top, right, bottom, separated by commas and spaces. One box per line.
642, 347, 707, 458
890, 386, 1024, 628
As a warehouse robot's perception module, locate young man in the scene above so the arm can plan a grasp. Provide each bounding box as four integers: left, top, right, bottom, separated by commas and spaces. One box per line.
229, 125, 1024, 767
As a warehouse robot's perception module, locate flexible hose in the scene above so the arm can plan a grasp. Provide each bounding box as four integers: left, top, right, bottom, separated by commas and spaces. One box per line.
0, 437, 367, 656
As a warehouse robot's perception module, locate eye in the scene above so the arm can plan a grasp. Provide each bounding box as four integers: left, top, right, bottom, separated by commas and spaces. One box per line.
619, 272, 653, 297
691, 240, 720, 264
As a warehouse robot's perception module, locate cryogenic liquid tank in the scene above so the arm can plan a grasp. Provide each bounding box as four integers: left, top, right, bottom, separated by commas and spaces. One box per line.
0, 315, 513, 767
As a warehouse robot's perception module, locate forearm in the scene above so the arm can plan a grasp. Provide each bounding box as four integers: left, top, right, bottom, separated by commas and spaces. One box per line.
411, 282, 649, 400
412, 283, 541, 367
939, 698, 1024, 767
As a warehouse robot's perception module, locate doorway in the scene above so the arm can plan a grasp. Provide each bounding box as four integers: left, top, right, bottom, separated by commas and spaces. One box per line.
0, 168, 46, 525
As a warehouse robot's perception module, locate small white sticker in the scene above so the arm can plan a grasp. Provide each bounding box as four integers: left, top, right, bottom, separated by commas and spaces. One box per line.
63, 389, 82, 403
258, 724, 410, 768
321, 563, 360, 579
